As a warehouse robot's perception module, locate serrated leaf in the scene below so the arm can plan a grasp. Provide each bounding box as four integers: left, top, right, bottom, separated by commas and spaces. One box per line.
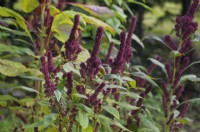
103, 106, 120, 120
54, 90, 62, 102
0, 59, 27, 76
75, 111, 89, 129
68, 3, 115, 18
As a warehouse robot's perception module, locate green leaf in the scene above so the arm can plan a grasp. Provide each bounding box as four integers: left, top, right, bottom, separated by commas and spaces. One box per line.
19, 0, 39, 13
170, 51, 182, 58
0, 43, 34, 56
131, 72, 159, 88
51, 12, 73, 43
96, 115, 112, 132
179, 74, 200, 84
83, 15, 114, 34
139, 114, 160, 132
0, 59, 27, 77
0, 7, 32, 39
54, 90, 62, 102
76, 48, 90, 63
75, 111, 89, 129
105, 84, 127, 90
0, 101, 7, 107
112, 121, 131, 132
43, 113, 58, 128
63, 62, 80, 76
176, 118, 192, 125
128, 80, 137, 89
24, 121, 43, 128
0, 25, 28, 36
128, 0, 154, 12
49, 6, 60, 16
77, 104, 93, 114
148, 58, 167, 75
82, 125, 93, 132
20, 86, 39, 93
110, 100, 140, 110
142, 35, 171, 49
103, 106, 120, 120
183, 61, 200, 72
132, 34, 144, 48
120, 92, 140, 99
0, 95, 17, 101
68, 3, 115, 18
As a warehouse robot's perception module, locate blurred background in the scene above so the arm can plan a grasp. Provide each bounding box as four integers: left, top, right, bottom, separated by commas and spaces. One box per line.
0, 0, 200, 131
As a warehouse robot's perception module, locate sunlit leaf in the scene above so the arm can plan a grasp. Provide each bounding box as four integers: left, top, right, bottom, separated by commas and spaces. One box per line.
51, 12, 73, 43
68, 3, 115, 18
54, 90, 62, 102
0, 59, 27, 77
0, 7, 32, 39
75, 111, 89, 129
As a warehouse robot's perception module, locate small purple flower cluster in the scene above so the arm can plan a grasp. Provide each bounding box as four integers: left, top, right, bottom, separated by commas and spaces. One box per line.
161, 0, 199, 131
63, 15, 82, 61
80, 27, 103, 79
40, 51, 58, 96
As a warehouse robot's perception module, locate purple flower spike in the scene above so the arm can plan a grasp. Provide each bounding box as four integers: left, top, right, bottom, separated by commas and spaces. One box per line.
69, 15, 80, 41
124, 16, 137, 63
187, 0, 200, 19
178, 103, 189, 118
40, 55, 56, 96
161, 81, 169, 101
91, 27, 104, 58
80, 27, 104, 79
66, 72, 73, 97
91, 82, 106, 100
111, 31, 126, 74
164, 35, 177, 50
105, 42, 114, 64
176, 85, 184, 100
162, 94, 168, 117
165, 63, 172, 82
47, 50, 55, 73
